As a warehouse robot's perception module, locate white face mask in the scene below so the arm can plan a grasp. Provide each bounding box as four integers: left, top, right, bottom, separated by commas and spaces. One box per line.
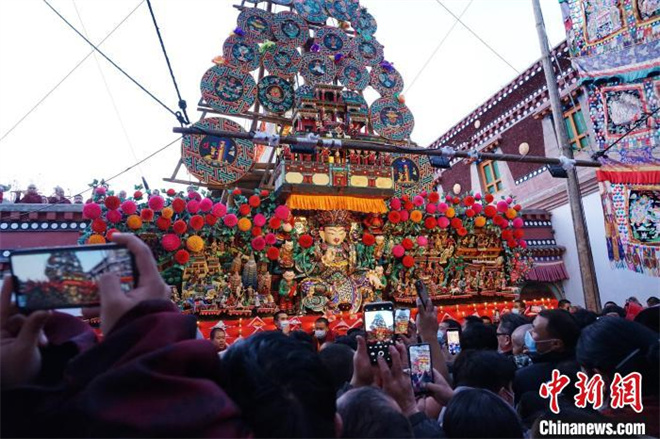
278, 320, 290, 329
314, 329, 327, 339
511, 308, 520, 315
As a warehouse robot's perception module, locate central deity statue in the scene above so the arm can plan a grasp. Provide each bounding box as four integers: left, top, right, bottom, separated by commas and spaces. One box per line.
300, 210, 371, 314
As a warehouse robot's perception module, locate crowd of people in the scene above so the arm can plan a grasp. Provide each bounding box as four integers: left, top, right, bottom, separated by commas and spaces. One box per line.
1, 233, 658, 438
0, 184, 82, 204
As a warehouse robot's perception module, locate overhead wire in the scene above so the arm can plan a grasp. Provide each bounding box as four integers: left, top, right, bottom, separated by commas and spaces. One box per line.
145, 0, 190, 125
42, 0, 182, 122
434, 0, 520, 75
14, 136, 182, 219
592, 107, 660, 160
0, 0, 145, 144
71, 0, 145, 176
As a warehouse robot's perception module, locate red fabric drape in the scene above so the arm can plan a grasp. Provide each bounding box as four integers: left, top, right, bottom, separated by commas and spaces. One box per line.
596, 169, 660, 184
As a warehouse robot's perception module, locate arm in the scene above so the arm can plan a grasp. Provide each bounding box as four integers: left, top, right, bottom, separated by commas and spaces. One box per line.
416, 298, 450, 383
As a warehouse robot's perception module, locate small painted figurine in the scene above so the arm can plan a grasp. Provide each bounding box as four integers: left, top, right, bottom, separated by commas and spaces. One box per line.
278, 240, 295, 269
278, 269, 298, 314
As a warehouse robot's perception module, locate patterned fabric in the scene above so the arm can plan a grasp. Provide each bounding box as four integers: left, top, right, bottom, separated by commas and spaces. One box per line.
598, 169, 660, 277
584, 77, 660, 166
560, 0, 660, 70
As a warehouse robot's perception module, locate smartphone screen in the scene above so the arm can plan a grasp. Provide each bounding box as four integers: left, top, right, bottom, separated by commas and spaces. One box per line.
447, 329, 461, 355
409, 343, 433, 394
10, 244, 136, 312
414, 280, 429, 309
394, 308, 411, 335
364, 301, 395, 365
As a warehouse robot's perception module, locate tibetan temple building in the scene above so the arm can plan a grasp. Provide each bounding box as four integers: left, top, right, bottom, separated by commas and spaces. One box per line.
430, 41, 658, 306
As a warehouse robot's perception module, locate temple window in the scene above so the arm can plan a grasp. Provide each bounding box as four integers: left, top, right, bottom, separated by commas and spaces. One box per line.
479, 160, 503, 194
563, 105, 590, 150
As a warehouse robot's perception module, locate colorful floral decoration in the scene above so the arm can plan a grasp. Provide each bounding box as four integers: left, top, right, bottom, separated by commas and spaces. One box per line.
80, 180, 533, 317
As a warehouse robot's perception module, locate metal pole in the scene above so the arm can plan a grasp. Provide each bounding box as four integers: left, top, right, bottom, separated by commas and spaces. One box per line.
532, 0, 600, 311
172, 126, 602, 168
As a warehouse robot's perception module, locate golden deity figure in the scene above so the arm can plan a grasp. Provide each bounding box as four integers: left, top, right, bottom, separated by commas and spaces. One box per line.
300, 210, 370, 314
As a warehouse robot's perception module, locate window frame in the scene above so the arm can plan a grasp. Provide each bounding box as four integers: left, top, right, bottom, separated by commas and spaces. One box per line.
563, 106, 589, 151
479, 160, 503, 194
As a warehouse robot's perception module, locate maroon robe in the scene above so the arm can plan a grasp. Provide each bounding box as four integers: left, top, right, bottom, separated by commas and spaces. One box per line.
2, 300, 251, 438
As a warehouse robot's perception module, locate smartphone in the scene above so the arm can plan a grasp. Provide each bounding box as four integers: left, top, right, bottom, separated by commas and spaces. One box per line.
364, 301, 395, 365
395, 308, 411, 335
414, 279, 429, 310
10, 244, 137, 312
447, 329, 461, 355
409, 343, 434, 394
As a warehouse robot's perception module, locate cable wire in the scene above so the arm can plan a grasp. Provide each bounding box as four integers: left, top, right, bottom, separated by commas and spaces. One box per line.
71, 0, 144, 176
0, 0, 145, 144
592, 107, 660, 160
146, 0, 190, 125
404, 0, 474, 95
14, 136, 182, 218
434, 0, 520, 75
42, 0, 181, 121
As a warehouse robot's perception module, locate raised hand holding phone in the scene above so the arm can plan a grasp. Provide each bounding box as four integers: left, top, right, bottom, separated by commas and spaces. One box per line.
10, 243, 137, 312
415, 295, 452, 383
83, 234, 170, 334
100, 234, 169, 333
364, 301, 395, 365
414, 280, 429, 310
408, 343, 434, 395
0, 275, 50, 388
447, 329, 461, 355
394, 308, 411, 335
377, 341, 419, 417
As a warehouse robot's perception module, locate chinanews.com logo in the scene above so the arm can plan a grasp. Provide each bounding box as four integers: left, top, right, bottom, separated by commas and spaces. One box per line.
538, 420, 646, 437
537, 369, 646, 437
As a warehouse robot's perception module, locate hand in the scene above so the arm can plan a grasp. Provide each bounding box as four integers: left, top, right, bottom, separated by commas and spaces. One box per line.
422, 369, 455, 406
377, 341, 419, 417
398, 321, 418, 348
83, 233, 170, 334
350, 335, 376, 387
416, 297, 439, 342
1, 275, 51, 388
417, 396, 443, 420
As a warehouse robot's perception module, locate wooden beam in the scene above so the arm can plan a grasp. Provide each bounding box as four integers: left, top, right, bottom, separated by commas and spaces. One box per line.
173, 126, 602, 168
196, 105, 293, 125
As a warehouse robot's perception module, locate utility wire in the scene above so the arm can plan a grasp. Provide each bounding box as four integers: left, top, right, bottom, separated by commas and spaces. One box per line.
404, 0, 474, 95
0, 0, 145, 144
42, 0, 181, 122
592, 107, 660, 160
434, 0, 520, 75
71, 0, 144, 176
146, 0, 190, 125
15, 136, 182, 218
103, 136, 182, 184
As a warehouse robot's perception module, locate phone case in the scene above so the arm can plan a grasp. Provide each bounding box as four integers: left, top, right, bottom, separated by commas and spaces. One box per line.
408, 343, 433, 394
364, 302, 394, 365
10, 244, 137, 312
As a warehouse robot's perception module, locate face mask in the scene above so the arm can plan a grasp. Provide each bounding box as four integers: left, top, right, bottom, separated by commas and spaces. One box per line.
314, 330, 327, 339
437, 330, 446, 345
511, 308, 520, 315
278, 320, 290, 329
524, 330, 537, 354
535, 338, 560, 355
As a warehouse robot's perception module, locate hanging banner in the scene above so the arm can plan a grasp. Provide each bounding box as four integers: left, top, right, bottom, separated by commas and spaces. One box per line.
597, 168, 660, 277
